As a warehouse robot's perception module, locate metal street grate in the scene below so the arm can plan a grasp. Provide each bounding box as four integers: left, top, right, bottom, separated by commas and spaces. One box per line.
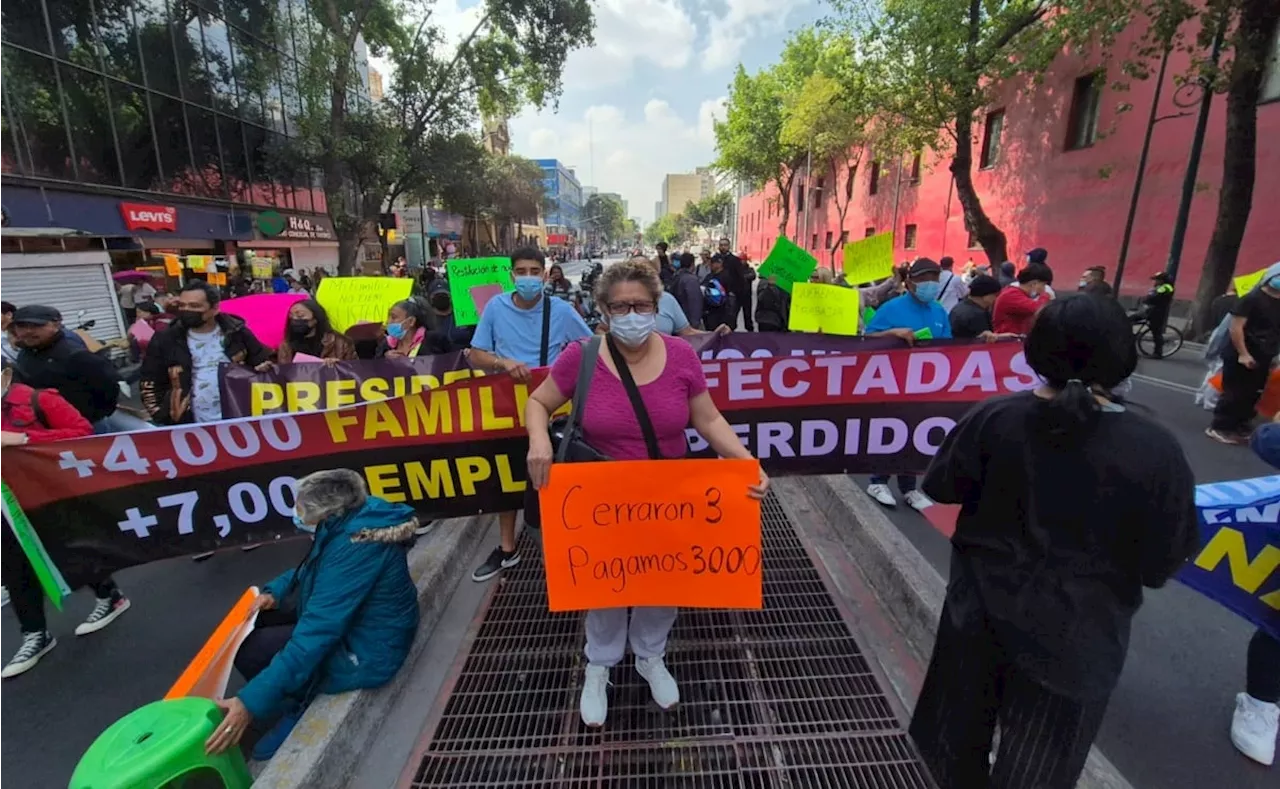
406, 493, 934, 789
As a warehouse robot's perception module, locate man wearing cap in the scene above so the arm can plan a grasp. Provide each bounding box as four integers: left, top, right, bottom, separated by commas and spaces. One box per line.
863, 258, 952, 511
949, 275, 1019, 341
10, 306, 126, 431
1139, 271, 1175, 358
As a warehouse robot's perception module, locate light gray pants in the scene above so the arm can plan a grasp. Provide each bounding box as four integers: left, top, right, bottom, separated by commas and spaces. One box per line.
584, 606, 678, 666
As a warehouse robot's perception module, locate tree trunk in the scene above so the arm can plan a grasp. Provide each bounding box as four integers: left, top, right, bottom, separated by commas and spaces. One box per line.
950, 0, 1009, 267
774, 170, 796, 237
1191, 0, 1280, 337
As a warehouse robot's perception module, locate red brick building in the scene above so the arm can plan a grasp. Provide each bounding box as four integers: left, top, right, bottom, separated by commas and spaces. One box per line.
735, 27, 1280, 299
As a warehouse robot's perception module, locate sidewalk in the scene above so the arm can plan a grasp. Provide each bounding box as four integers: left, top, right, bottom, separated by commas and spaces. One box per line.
397, 493, 935, 788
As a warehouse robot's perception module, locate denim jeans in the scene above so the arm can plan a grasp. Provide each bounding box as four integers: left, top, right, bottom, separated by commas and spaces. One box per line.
92, 410, 155, 435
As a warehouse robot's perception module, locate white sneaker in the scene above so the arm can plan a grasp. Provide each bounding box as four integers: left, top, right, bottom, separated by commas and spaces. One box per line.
903, 490, 934, 512
580, 664, 610, 727
2, 631, 56, 678
636, 655, 679, 709
867, 483, 897, 507
1231, 692, 1278, 766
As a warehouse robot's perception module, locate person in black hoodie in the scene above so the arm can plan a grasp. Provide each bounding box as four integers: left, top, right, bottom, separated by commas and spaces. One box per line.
423, 282, 476, 354
654, 242, 675, 288
754, 275, 790, 332
713, 236, 753, 331
701, 255, 738, 332
140, 281, 272, 425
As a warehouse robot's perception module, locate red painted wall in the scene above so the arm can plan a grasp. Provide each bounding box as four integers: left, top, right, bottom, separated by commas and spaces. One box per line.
735, 28, 1280, 299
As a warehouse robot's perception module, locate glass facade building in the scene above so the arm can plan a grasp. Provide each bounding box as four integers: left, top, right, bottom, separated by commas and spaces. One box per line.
1, 0, 342, 213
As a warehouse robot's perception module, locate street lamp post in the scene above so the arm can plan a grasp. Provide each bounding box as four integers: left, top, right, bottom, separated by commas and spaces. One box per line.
1163, 14, 1227, 290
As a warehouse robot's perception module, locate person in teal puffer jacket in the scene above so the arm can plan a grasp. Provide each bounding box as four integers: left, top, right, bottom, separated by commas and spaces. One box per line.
205, 469, 424, 760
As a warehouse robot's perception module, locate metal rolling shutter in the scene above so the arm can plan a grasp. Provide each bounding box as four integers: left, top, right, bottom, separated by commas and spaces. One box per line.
1, 254, 126, 342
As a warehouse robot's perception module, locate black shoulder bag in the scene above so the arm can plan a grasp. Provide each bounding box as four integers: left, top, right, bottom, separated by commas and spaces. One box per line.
539, 295, 552, 367
549, 336, 608, 463
606, 335, 663, 460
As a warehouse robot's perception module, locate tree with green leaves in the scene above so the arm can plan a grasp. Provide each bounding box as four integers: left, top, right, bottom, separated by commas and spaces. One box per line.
286, 0, 594, 273
644, 215, 681, 246
582, 193, 626, 244
714, 62, 807, 238
685, 191, 735, 231
830, 0, 1125, 266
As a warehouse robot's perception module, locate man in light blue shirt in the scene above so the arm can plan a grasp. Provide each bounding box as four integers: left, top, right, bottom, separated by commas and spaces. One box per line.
864, 257, 951, 513
467, 247, 590, 583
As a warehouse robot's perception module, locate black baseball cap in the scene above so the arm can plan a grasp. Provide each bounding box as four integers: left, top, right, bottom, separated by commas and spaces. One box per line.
968, 274, 1002, 297
908, 258, 941, 278
12, 305, 62, 325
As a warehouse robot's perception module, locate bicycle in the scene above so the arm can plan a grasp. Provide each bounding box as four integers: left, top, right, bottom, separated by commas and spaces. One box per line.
1131, 315, 1184, 359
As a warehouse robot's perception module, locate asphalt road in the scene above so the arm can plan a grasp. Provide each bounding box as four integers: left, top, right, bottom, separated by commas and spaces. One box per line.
857, 348, 1277, 789
3, 309, 1272, 788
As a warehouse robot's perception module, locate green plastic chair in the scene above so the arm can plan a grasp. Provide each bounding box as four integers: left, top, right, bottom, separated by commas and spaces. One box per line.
69, 697, 252, 789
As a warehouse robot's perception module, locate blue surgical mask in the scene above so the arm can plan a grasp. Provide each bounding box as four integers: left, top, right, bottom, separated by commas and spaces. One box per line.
514, 275, 544, 300
672, 259, 681, 269
292, 513, 316, 534
386, 322, 406, 340
609, 312, 657, 346
913, 281, 942, 303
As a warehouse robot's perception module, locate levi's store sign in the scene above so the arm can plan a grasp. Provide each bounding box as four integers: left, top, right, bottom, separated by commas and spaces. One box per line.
120, 202, 177, 232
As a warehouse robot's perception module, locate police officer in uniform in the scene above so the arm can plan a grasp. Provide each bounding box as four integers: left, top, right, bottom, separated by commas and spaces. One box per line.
1140, 271, 1175, 358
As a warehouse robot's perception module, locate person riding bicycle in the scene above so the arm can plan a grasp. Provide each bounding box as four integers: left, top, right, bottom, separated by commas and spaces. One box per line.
1133, 271, 1175, 359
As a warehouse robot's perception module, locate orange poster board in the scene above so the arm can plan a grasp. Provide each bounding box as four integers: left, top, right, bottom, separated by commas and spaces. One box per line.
165, 587, 259, 700
539, 459, 763, 611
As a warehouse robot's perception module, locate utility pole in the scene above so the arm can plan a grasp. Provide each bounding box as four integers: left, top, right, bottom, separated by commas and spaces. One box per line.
1114, 47, 1172, 295
799, 142, 812, 246
1164, 14, 1227, 289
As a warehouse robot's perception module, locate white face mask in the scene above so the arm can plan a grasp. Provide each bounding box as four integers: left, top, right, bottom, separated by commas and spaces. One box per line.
609, 312, 657, 346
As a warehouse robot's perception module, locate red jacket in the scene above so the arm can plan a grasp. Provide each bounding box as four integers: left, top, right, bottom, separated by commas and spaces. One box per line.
992, 285, 1045, 335
2, 383, 95, 442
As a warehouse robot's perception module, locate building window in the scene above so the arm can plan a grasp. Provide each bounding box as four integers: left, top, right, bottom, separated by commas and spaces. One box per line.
980, 110, 1004, 168
1262, 26, 1280, 103
865, 227, 876, 238
904, 224, 918, 249
824, 230, 833, 249
845, 165, 857, 200
839, 230, 849, 247
815, 176, 826, 209
811, 233, 818, 250
1066, 73, 1102, 150
796, 182, 805, 212
868, 161, 881, 195
909, 153, 922, 184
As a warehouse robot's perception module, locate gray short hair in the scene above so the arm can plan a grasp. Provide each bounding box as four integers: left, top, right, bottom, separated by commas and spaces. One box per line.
295, 469, 367, 523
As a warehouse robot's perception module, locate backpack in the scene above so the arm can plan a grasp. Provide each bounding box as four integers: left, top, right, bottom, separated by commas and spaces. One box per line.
2, 386, 50, 430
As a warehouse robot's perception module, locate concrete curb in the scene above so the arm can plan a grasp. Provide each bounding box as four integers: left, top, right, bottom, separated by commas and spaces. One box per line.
789, 474, 1135, 789
252, 514, 491, 789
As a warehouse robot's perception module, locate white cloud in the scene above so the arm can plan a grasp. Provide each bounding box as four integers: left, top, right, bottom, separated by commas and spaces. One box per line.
513, 97, 727, 221
559, 0, 698, 90
701, 0, 811, 71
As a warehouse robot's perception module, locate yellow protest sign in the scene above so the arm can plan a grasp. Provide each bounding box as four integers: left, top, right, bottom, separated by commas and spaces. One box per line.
186, 255, 210, 273
842, 232, 895, 286
251, 261, 274, 279
316, 277, 414, 332
1235, 267, 1269, 295
788, 282, 861, 335
162, 254, 182, 277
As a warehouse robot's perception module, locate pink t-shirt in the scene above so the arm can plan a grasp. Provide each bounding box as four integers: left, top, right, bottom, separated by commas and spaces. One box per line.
549, 334, 708, 460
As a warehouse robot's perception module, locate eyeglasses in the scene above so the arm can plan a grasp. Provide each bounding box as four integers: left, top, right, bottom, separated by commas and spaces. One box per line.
605, 301, 657, 316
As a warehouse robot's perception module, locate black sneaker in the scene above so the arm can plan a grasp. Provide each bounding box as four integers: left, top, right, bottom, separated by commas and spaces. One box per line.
472, 546, 520, 582
74, 593, 131, 636
2, 631, 56, 678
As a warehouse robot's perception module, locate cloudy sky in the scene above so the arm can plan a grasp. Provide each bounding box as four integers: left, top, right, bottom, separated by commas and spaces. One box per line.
403, 0, 820, 225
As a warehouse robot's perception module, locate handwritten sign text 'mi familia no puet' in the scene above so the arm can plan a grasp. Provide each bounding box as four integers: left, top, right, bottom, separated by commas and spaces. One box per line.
539, 459, 763, 611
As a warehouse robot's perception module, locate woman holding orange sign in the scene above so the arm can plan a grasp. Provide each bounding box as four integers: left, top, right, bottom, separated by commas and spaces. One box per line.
525, 258, 768, 729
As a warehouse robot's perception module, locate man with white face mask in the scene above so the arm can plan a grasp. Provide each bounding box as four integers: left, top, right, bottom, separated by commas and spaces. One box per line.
467, 247, 591, 582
